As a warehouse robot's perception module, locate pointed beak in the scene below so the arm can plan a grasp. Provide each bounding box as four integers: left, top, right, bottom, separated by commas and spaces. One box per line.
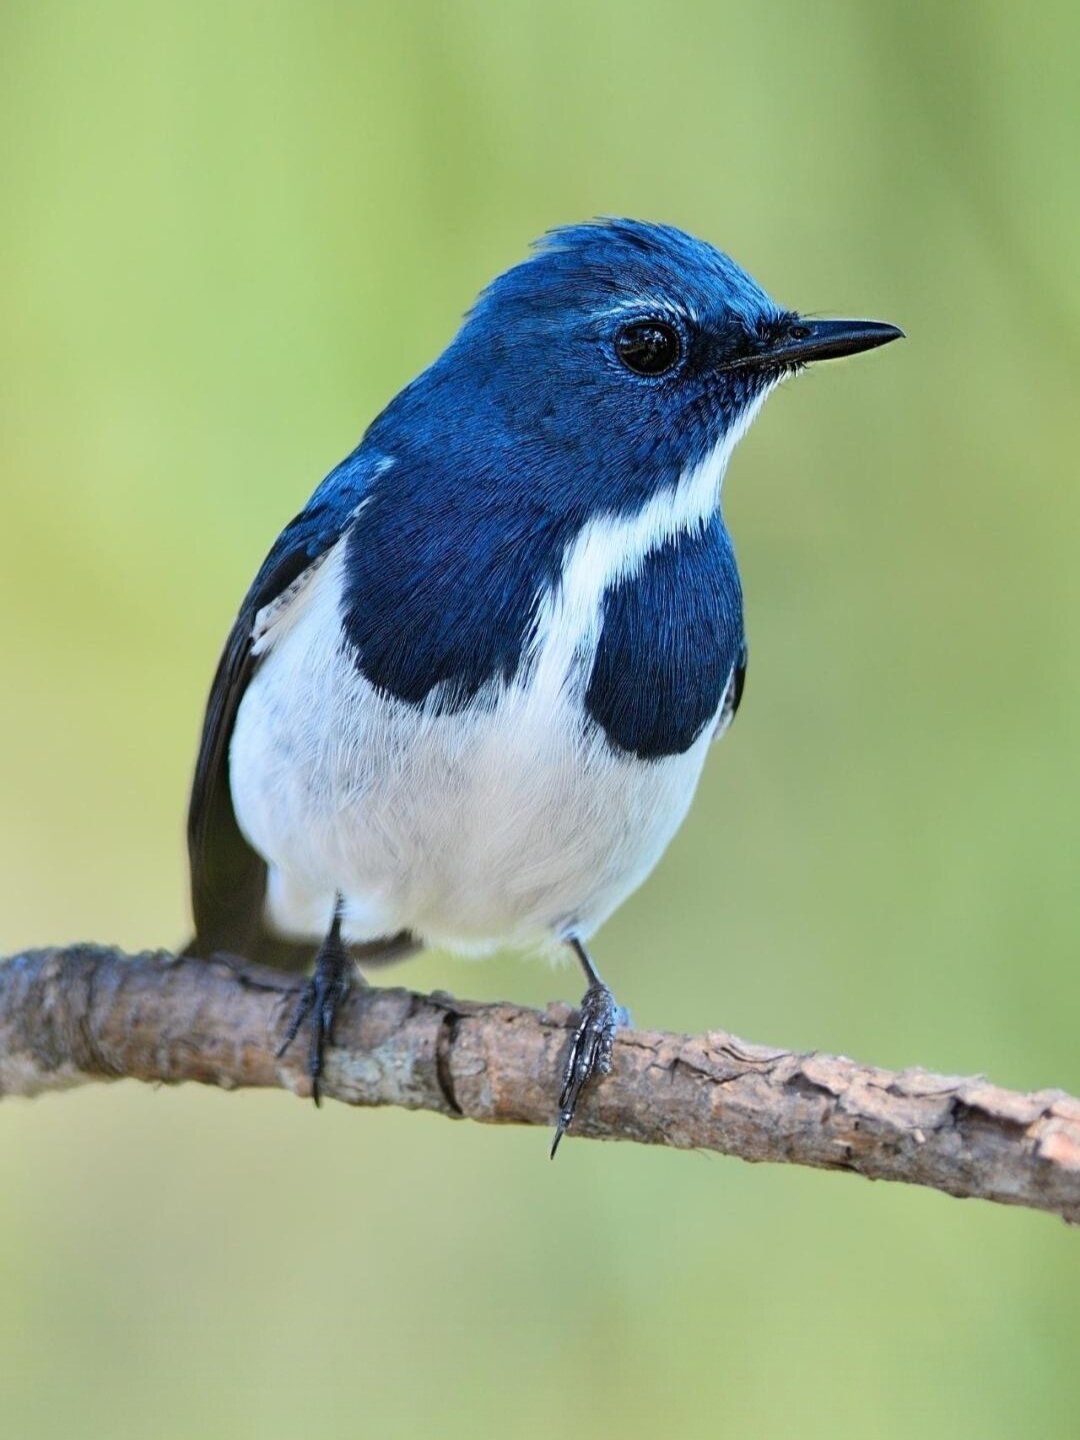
755, 317, 905, 370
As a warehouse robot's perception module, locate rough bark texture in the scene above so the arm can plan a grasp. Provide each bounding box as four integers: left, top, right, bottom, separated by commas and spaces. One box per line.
1, 944, 1078, 1222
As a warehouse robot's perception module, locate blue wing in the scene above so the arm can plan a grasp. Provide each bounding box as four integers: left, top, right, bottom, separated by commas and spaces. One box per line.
186, 445, 385, 966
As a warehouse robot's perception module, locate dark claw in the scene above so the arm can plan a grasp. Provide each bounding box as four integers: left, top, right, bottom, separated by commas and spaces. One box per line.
551, 983, 624, 1157
276, 934, 352, 1105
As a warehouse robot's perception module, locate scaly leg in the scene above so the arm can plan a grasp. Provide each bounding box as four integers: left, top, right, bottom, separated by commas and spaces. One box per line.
551, 939, 628, 1156
275, 899, 355, 1105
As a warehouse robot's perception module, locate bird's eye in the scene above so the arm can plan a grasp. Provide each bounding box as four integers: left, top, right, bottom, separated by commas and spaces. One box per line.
614, 320, 682, 377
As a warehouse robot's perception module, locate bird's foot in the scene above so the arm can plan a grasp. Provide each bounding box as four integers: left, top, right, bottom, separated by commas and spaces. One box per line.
276, 929, 354, 1105
551, 982, 627, 1157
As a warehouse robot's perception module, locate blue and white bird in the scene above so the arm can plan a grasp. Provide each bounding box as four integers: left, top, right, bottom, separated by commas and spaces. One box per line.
187, 219, 901, 1149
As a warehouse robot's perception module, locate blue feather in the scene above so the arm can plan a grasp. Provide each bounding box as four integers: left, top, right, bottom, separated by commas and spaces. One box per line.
337, 220, 779, 708
585, 517, 744, 759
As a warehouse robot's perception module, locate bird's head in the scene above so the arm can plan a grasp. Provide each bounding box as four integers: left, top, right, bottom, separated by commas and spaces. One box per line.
431, 218, 901, 515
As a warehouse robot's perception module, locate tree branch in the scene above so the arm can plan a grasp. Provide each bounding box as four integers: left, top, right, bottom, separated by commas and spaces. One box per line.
1, 943, 1078, 1222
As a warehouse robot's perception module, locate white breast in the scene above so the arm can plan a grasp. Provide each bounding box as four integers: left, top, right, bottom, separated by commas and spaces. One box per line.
229, 427, 756, 955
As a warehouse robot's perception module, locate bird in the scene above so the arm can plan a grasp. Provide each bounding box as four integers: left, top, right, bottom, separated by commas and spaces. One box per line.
186, 218, 902, 1152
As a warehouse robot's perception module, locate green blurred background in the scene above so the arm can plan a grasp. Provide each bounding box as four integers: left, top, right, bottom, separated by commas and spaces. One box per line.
2, 2, 1078, 1436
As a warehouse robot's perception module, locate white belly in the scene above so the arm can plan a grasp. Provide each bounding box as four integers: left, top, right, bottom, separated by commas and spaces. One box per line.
229, 541, 717, 954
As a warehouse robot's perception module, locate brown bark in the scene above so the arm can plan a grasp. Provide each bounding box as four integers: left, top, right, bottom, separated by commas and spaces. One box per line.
1, 944, 1078, 1223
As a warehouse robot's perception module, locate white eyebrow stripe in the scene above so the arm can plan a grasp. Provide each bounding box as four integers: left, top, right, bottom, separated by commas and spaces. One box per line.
590, 298, 696, 324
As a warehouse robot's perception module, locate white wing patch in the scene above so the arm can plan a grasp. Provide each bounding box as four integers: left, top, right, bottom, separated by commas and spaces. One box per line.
250, 548, 335, 657
712, 662, 741, 740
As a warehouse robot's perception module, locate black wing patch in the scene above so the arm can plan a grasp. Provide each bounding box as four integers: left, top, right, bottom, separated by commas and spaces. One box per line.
186, 447, 382, 968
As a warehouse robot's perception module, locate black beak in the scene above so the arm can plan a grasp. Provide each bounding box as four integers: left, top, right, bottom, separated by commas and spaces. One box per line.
753, 317, 904, 370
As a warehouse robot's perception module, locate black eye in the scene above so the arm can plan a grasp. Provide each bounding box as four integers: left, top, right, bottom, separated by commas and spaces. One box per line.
614, 320, 682, 377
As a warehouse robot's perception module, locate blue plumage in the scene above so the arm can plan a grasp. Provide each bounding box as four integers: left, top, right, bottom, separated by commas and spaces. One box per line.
339, 445, 568, 708
333, 220, 774, 724
186, 218, 901, 1132
585, 516, 744, 759
246, 446, 386, 615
